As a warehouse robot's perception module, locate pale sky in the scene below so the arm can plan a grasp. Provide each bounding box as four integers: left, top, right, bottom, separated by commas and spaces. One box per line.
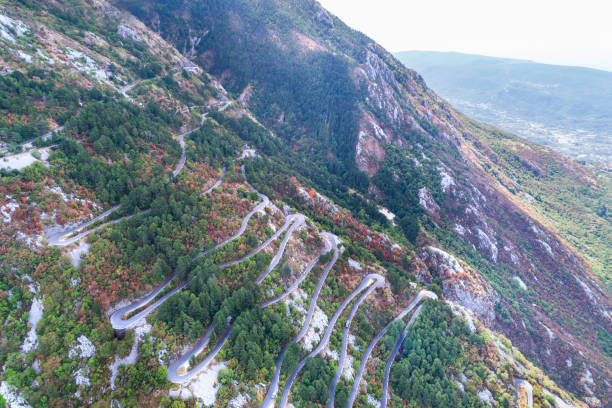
318, 0, 612, 72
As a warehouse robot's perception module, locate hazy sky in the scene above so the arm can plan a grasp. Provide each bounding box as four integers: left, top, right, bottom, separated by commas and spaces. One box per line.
318, 0, 612, 72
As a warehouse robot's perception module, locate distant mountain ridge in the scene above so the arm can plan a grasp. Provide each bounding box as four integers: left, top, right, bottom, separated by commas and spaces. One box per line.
394, 50, 612, 162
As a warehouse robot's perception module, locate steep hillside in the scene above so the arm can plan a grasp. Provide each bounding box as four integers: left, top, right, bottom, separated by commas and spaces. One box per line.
116, 0, 612, 404
0, 0, 609, 408
394, 51, 612, 163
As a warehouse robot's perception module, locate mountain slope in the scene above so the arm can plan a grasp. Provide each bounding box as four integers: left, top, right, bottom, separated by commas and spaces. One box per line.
0, 0, 609, 407
394, 50, 612, 162
116, 0, 612, 404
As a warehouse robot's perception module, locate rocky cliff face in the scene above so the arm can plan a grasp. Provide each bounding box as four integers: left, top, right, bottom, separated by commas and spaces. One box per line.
351, 37, 611, 403
110, 0, 609, 403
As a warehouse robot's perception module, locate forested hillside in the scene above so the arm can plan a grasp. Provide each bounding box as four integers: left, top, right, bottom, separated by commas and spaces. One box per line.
0, 0, 609, 407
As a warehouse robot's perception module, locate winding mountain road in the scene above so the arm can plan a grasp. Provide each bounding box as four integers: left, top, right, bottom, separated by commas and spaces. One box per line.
198, 167, 263, 258
46, 82, 237, 248
327, 279, 382, 408
255, 214, 305, 284
203, 166, 226, 195
46, 95, 232, 248
346, 290, 437, 408
172, 128, 192, 177
218, 213, 301, 269
380, 304, 424, 408
105, 149, 346, 396
119, 80, 141, 101
110, 161, 264, 332
109, 197, 285, 332
259, 232, 339, 408
294, 233, 339, 343
46, 205, 122, 246
112, 159, 311, 384
167, 324, 233, 384
165, 214, 310, 385
260, 235, 330, 308
111, 279, 188, 331
278, 274, 385, 408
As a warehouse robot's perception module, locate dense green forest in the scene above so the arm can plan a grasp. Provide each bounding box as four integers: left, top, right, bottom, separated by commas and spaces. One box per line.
0, 69, 94, 145
390, 301, 485, 408
121, 0, 369, 191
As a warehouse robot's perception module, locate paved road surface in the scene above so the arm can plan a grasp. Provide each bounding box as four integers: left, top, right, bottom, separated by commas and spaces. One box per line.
380, 304, 424, 408
346, 290, 437, 408
172, 128, 192, 177
278, 274, 385, 408
198, 167, 264, 259
47, 85, 235, 248
166, 213, 308, 385
259, 233, 339, 408
166, 325, 232, 384
46, 205, 122, 246
49, 121, 190, 247
255, 214, 305, 284
119, 80, 141, 100
203, 166, 226, 194
260, 235, 330, 308
219, 213, 300, 269
327, 280, 382, 408
111, 279, 188, 331
110, 205, 289, 331
109, 163, 260, 331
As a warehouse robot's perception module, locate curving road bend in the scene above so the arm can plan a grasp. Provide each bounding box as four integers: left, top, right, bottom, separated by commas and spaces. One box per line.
111, 280, 189, 331
219, 213, 301, 269
346, 290, 437, 408
198, 168, 264, 259
110, 214, 304, 372
107, 166, 229, 328
49, 123, 191, 247
380, 303, 424, 408
294, 233, 339, 343
109, 164, 269, 332
107, 273, 175, 312
109, 158, 316, 390
255, 214, 305, 284
166, 324, 232, 384
203, 167, 226, 195
260, 234, 331, 308
118, 80, 147, 104
172, 128, 192, 177
259, 232, 339, 408
166, 214, 308, 385
47, 95, 231, 248
120, 80, 140, 98
278, 274, 385, 408
110, 204, 286, 332
48, 76, 221, 248
167, 324, 215, 382
46, 205, 122, 246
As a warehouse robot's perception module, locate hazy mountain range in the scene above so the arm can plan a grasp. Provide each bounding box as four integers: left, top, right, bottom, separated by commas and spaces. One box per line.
394, 51, 612, 162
